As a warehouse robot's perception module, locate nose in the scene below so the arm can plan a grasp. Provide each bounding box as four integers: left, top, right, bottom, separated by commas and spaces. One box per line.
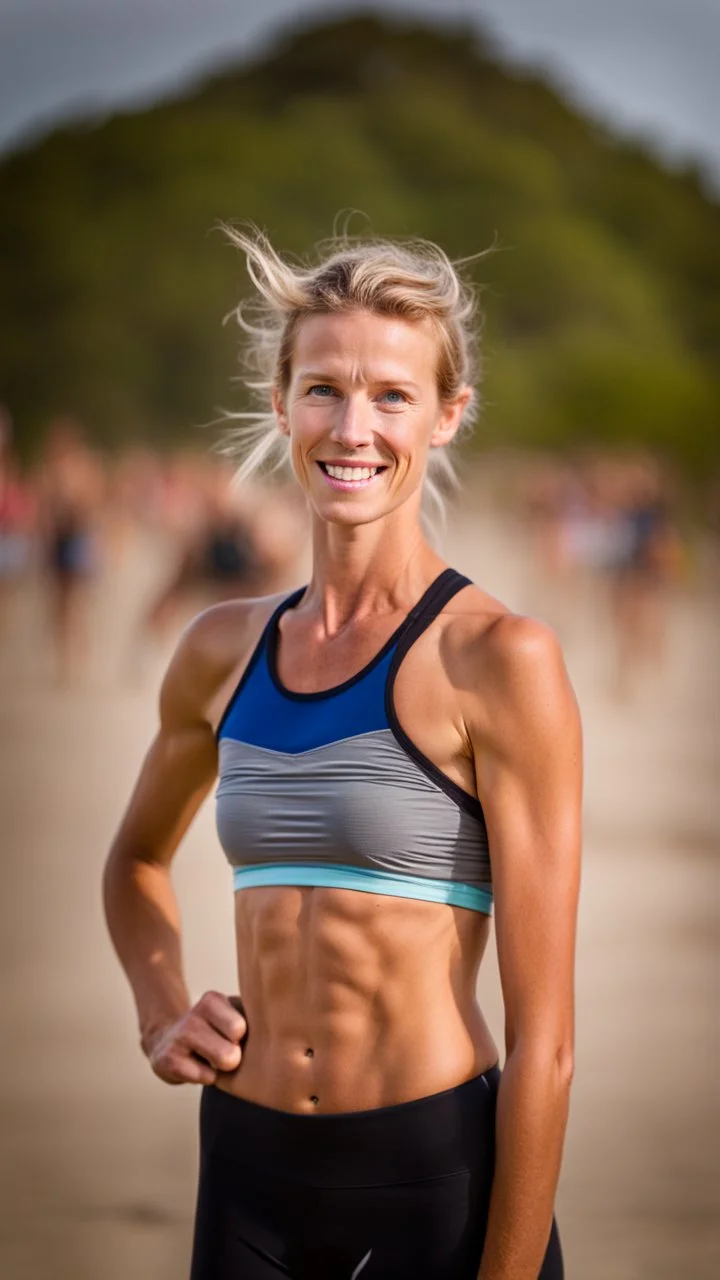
328, 394, 374, 451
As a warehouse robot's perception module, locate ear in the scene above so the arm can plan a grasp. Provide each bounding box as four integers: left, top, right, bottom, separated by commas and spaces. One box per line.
430, 387, 473, 450
272, 385, 290, 436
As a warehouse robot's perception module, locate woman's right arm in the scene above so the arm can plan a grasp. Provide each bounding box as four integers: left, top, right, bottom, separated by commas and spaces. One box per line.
102, 613, 247, 1085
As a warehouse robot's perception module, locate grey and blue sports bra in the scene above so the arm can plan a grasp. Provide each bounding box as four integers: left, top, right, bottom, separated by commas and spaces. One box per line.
215, 568, 493, 913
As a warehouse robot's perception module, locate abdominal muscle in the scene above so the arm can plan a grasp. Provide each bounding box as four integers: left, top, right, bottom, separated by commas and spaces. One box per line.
213, 883, 499, 1113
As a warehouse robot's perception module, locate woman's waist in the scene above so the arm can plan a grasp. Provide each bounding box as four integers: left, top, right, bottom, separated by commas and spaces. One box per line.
204, 1061, 502, 1185
215, 989, 497, 1113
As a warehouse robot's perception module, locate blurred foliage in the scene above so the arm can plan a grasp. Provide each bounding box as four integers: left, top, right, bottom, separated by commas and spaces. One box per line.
1, 13, 719, 474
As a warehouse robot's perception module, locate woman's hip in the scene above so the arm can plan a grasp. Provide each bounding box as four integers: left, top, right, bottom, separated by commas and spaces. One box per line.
199, 1064, 501, 1187
190, 1070, 563, 1279
192, 1070, 501, 1280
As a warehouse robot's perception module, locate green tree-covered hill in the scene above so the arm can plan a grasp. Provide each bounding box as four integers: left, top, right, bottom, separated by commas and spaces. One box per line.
2, 13, 718, 471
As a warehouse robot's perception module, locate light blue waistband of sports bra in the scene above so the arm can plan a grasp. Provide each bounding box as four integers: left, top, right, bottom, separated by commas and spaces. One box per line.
232, 863, 493, 914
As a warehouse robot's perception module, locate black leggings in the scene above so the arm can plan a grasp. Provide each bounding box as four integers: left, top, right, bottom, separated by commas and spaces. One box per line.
190, 1066, 563, 1280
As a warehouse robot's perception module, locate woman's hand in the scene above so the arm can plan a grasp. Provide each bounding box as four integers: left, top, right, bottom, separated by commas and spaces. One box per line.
143, 991, 248, 1086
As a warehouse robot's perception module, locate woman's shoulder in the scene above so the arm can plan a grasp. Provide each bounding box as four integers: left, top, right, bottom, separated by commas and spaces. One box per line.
446, 579, 558, 652
158, 591, 291, 727
444, 583, 573, 718
181, 591, 288, 660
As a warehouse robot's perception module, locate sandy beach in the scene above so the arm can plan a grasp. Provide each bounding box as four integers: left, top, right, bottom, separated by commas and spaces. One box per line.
1, 499, 718, 1279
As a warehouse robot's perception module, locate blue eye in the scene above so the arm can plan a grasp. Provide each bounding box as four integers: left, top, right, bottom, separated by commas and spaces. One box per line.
308, 384, 336, 397
380, 389, 406, 404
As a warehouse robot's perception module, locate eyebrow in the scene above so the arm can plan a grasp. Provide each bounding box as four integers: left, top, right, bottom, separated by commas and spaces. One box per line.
296, 371, 421, 392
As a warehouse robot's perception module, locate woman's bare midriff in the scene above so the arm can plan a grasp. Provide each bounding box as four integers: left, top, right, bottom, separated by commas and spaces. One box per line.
213, 884, 498, 1113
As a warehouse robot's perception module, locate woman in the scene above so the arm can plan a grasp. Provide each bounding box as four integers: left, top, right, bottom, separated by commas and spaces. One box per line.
103, 231, 582, 1280
0, 407, 36, 631
37, 418, 105, 684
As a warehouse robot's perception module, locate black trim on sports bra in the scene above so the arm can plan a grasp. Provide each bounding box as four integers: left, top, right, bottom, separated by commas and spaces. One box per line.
265, 568, 462, 702
385, 569, 486, 822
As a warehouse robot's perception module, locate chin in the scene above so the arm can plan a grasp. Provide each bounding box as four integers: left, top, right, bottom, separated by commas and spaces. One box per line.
316, 494, 416, 530
314, 502, 385, 528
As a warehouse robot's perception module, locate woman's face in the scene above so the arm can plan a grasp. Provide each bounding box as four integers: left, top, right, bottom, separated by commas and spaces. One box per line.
273, 309, 470, 528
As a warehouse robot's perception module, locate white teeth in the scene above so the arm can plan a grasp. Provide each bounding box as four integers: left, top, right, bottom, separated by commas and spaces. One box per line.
325, 464, 379, 482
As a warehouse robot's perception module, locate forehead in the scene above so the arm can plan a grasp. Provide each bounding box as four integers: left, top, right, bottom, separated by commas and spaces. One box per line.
290, 309, 439, 379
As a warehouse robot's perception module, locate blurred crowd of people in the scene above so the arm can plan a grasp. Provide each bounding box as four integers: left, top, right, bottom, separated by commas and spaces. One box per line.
0, 408, 307, 684
0, 406, 695, 697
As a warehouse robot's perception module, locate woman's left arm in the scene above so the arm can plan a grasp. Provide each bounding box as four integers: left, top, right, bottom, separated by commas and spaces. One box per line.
469, 614, 582, 1280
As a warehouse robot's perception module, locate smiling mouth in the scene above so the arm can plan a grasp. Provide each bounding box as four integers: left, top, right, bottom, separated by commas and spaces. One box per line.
318, 461, 388, 485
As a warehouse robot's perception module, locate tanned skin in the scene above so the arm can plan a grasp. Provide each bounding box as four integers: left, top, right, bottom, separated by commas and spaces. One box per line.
104, 310, 581, 1280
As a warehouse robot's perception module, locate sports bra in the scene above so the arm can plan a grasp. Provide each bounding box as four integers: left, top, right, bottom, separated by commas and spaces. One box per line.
215, 568, 493, 914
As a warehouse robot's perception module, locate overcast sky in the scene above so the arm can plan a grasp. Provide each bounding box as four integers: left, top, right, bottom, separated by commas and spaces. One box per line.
1, 0, 719, 186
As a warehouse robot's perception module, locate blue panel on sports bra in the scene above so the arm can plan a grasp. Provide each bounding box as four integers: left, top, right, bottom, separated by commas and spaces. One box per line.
219, 643, 394, 753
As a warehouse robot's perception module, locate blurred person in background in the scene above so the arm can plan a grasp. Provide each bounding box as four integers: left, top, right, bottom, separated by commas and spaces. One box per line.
0, 405, 36, 633
104, 230, 581, 1280
521, 459, 598, 635
35, 417, 106, 685
606, 457, 684, 698
127, 458, 304, 676
522, 452, 685, 696
104, 446, 168, 567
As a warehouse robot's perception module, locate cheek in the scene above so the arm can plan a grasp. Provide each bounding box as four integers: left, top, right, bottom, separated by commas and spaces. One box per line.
286, 403, 326, 450
386, 416, 433, 467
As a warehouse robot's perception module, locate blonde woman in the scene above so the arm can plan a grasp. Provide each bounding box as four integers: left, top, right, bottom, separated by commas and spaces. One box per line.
104, 231, 581, 1279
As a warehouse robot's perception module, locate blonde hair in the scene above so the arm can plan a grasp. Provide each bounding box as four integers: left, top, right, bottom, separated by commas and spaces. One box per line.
221, 225, 484, 534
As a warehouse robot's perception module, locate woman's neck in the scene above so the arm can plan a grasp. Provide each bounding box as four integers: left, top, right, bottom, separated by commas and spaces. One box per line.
303, 510, 444, 637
